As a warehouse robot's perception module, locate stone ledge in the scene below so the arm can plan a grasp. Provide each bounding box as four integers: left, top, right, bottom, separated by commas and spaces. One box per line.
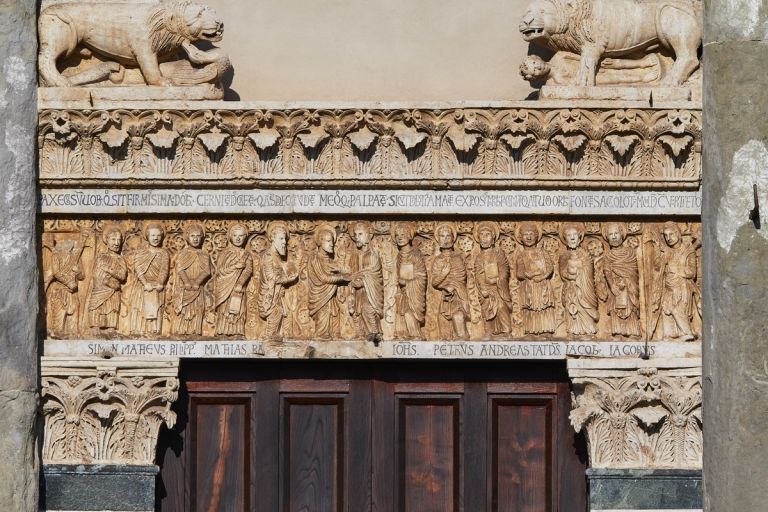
37, 97, 703, 111
43, 339, 702, 361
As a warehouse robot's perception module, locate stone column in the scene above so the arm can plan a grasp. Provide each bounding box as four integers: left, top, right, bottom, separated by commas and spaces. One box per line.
704, 1, 768, 509
0, 1, 39, 511
569, 359, 703, 511
40, 357, 180, 512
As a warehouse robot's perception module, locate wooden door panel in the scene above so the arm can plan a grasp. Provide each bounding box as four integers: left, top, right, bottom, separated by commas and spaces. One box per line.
282, 397, 344, 512
491, 397, 553, 512
157, 362, 586, 512
191, 397, 251, 512
398, 398, 460, 512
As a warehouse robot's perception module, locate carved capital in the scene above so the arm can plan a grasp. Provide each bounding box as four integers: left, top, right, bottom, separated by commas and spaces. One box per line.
41, 357, 179, 465
568, 359, 702, 469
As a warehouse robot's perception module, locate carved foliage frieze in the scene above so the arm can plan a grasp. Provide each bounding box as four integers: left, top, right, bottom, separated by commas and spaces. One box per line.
41, 359, 179, 465
42, 218, 702, 342
570, 368, 702, 469
38, 109, 701, 186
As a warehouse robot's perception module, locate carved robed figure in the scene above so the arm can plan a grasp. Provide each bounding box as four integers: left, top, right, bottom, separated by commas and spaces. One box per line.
128, 223, 170, 336
87, 225, 128, 331
473, 222, 514, 336
258, 222, 299, 340
598, 222, 641, 337
392, 223, 427, 340
515, 222, 556, 334
651, 222, 698, 341
430, 223, 469, 339
307, 225, 352, 340
46, 234, 88, 337
213, 223, 253, 336
348, 221, 384, 340
559, 223, 599, 336
171, 223, 212, 335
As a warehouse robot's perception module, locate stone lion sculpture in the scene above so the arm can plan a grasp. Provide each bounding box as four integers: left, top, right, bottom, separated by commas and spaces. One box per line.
39, 0, 227, 88
518, 0, 702, 86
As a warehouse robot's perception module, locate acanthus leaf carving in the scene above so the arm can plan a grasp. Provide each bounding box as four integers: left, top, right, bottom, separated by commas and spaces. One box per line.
39, 107, 701, 186
570, 365, 702, 469
41, 358, 180, 465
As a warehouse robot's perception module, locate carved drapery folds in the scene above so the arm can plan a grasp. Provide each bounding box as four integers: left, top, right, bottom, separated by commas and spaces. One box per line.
569, 362, 702, 469
41, 357, 179, 465
38, 108, 701, 187
42, 218, 702, 342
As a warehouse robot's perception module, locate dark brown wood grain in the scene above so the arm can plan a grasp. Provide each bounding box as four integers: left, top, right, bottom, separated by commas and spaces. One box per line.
491, 397, 552, 512
192, 397, 250, 512
157, 361, 586, 512
283, 398, 343, 512
398, 398, 460, 512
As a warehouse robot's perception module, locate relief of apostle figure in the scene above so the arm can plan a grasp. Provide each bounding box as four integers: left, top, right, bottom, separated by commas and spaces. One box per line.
348, 221, 384, 340
515, 222, 556, 335
127, 223, 170, 336
307, 224, 353, 339
258, 222, 299, 340
473, 222, 514, 336
392, 222, 427, 340
45, 234, 88, 338
171, 223, 212, 336
558, 223, 599, 336
430, 222, 469, 340
307, 225, 351, 339
87, 225, 128, 331
598, 222, 641, 337
213, 223, 253, 336
651, 222, 698, 341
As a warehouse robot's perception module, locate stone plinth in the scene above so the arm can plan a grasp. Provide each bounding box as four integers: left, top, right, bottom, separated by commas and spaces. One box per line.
42, 464, 158, 512
587, 468, 702, 511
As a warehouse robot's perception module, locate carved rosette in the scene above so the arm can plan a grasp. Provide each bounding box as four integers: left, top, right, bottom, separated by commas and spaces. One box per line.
41, 357, 179, 465
38, 108, 701, 187
569, 362, 702, 469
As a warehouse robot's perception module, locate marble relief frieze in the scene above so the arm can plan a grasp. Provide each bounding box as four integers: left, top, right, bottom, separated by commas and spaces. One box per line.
38, 108, 701, 187
42, 218, 702, 343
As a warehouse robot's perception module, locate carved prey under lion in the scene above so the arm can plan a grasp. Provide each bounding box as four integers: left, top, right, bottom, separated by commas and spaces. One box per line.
38, 1, 230, 91
519, 0, 702, 87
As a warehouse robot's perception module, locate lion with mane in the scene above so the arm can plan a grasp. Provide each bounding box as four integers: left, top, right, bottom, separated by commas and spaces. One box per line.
39, 0, 225, 87
519, 0, 701, 86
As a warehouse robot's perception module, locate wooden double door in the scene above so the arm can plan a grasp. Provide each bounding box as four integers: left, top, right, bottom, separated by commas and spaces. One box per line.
157, 361, 586, 512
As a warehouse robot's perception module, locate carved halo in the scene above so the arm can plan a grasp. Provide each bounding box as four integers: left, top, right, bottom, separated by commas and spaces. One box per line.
313, 223, 337, 246
266, 221, 289, 241
142, 221, 166, 240
391, 221, 417, 244
433, 222, 457, 244
101, 223, 124, 244
601, 221, 627, 243
474, 221, 500, 243
516, 221, 542, 244
559, 222, 585, 246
